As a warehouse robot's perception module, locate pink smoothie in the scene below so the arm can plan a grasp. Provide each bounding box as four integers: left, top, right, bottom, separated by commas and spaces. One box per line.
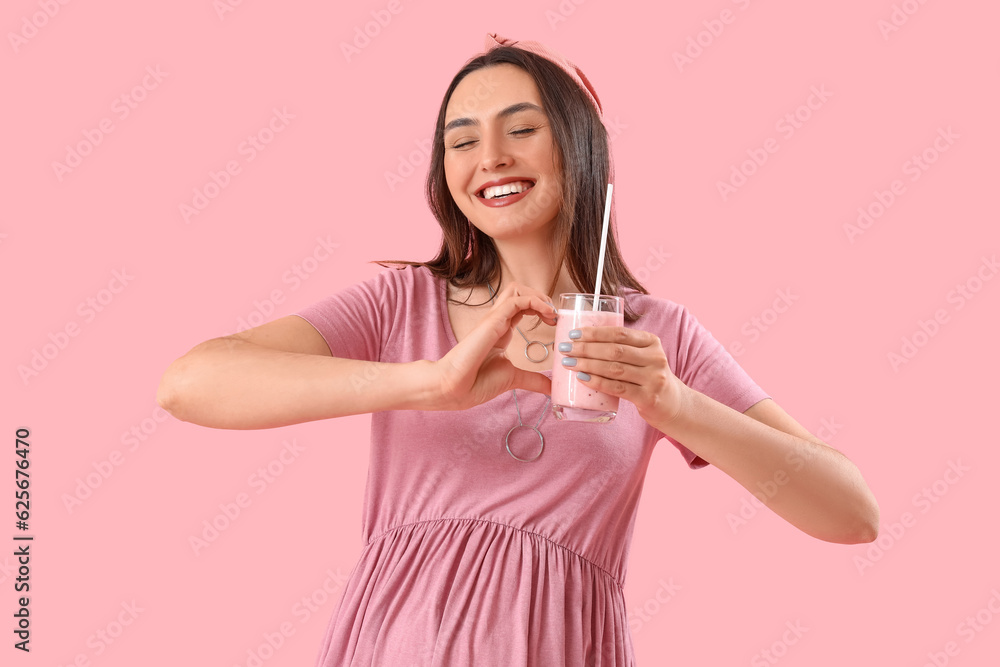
551, 308, 622, 420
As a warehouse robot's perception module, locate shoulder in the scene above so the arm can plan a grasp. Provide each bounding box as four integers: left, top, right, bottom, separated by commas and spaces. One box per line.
621, 287, 691, 330
362, 262, 436, 292
303, 264, 431, 311
621, 288, 725, 354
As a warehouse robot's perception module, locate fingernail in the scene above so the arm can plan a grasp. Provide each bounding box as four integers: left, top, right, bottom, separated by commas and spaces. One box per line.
569, 329, 581, 339
557, 342, 572, 352
561, 357, 577, 367
576, 371, 591, 381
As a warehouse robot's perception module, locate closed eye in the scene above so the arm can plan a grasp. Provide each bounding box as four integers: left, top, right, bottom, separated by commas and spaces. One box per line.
449, 127, 540, 150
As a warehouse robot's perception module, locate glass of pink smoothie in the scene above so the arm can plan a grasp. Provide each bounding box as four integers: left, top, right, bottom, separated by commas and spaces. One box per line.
551, 293, 624, 422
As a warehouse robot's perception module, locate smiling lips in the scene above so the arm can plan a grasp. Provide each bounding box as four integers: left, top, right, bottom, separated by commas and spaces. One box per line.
476, 179, 535, 208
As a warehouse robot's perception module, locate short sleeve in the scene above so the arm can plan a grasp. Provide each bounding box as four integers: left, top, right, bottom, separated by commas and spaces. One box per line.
656, 304, 770, 469
292, 267, 401, 362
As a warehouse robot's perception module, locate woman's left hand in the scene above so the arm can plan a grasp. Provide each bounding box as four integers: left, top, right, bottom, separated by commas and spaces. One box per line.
558, 326, 686, 428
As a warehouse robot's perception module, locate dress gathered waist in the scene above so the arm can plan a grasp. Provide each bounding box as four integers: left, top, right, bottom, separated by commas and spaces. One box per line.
367, 516, 626, 590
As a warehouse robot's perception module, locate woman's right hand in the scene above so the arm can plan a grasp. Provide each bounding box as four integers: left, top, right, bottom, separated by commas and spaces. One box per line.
431, 282, 558, 411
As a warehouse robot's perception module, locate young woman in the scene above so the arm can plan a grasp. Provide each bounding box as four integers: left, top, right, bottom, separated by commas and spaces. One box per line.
158, 34, 879, 667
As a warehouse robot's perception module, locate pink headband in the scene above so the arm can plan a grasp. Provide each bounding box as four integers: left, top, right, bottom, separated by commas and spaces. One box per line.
482, 32, 603, 119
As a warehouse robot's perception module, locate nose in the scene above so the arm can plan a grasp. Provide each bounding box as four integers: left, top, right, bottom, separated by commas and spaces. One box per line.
478, 129, 512, 172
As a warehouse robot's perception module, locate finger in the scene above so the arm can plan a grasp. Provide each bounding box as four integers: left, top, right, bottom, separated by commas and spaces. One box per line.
558, 328, 664, 370
559, 340, 642, 367
455, 295, 556, 367
558, 328, 668, 386
570, 351, 678, 408
562, 356, 639, 386
491, 282, 557, 318
511, 368, 552, 396
574, 369, 635, 400
492, 294, 558, 328
564, 326, 657, 347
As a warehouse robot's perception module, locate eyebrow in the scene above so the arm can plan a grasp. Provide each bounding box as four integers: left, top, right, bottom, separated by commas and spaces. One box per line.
444, 102, 545, 133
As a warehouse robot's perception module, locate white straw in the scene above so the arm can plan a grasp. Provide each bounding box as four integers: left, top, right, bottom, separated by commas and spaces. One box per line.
592, 183, 614, 311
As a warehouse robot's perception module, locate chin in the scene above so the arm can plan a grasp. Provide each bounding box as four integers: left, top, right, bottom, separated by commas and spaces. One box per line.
479, 218, 554, 242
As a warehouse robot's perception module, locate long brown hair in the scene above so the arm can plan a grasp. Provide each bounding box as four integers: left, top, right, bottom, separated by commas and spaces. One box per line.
373, 46, 648, 323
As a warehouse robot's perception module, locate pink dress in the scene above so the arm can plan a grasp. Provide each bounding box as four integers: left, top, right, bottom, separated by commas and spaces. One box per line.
294, 265, 769, 666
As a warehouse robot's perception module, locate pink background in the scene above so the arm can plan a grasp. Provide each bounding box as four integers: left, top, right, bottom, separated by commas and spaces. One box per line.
4, 1, 999, 665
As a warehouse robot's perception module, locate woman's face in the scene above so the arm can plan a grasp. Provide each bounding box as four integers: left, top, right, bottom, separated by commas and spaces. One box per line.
442, 63, 563, 241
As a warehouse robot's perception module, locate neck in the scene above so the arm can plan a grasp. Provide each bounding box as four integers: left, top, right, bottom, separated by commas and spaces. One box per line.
491, 234, 580, 299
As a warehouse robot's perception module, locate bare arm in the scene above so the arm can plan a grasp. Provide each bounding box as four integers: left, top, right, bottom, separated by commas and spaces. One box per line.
656, 389, 879, 544
158, 284, 559, 430
156, 315, 438, 430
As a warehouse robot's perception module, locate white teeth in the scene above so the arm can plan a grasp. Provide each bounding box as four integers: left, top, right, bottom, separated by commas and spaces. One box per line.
481, 181, 533, 200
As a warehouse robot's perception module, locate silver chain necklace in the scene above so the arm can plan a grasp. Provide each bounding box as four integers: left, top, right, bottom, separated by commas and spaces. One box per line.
486, 281, 551, 462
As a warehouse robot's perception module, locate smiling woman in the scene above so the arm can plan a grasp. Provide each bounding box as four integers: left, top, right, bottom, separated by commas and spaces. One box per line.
401, 38, 646, 324
444, 66, 563, 248
157, 32, 879, 667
